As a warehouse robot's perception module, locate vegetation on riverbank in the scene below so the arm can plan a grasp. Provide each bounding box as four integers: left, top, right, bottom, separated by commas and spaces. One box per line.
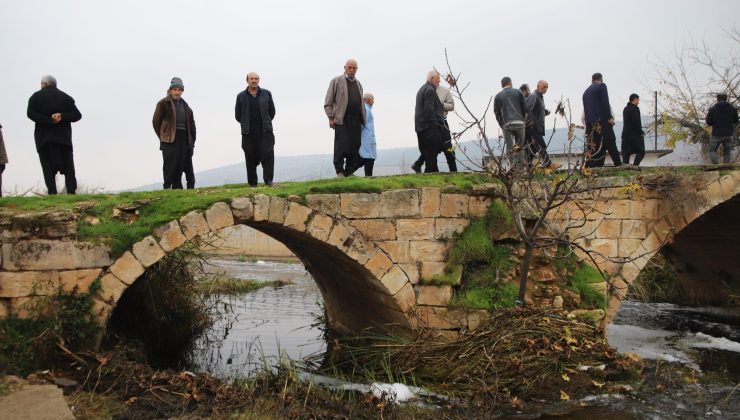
196, 276, 292, 295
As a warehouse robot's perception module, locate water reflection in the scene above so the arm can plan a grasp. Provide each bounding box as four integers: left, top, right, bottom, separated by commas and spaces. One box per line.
188, 258, 326, 378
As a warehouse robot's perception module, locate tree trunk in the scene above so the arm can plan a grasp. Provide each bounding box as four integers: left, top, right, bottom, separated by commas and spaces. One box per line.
517, 246, 534, 305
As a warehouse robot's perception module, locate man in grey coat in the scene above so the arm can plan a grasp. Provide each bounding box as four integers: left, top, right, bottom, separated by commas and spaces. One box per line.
525, 80, 560, 170
324, 59, 365, 176
494, 77, 527, 167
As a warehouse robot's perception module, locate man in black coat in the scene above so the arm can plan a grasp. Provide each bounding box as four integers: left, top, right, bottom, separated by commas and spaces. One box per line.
26, 75, 82, 195
706, 93, 739, 164
414, 70, 445, 173
235, 72, 276, 187
621, 94, 646, 166
582, 73, 621, 168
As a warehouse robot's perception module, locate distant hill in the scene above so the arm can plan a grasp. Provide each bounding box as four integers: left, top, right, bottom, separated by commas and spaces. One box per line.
127, 123, 667, 191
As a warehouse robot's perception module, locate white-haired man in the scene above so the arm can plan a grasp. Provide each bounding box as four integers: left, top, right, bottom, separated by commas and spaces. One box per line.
324, 59, 365, 176
27, 75, 82, 195
414, 70, 445, 173
359, 92, 377, 176
235, 72, 276, 187
412, 74, 456, 173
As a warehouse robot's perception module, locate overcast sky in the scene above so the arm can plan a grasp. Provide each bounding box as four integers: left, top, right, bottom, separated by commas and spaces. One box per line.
1, 0, 737, 192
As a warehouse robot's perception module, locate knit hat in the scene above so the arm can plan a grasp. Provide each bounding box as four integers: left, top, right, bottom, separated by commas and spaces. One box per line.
169, 77, 184, 90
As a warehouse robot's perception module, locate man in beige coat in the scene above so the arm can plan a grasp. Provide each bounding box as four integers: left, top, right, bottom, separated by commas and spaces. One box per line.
324, 59, 365, 176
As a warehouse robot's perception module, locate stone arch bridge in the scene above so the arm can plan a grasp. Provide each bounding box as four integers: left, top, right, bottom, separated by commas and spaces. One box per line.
0, 168, 738, 335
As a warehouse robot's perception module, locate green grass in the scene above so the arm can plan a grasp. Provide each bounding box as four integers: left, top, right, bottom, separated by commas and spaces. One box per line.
569, 265, 606, 309
450, 282, 518, 310
0, 173, 487, 257
196, 277, 291, 295
422, 265, 462, 286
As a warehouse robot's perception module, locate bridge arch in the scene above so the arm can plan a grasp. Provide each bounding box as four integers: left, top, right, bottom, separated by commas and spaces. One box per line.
605, 172, 740, 323
98, 195, 416, 335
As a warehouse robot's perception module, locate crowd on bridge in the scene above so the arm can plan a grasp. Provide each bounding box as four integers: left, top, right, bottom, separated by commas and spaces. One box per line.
0, 60, 738, 195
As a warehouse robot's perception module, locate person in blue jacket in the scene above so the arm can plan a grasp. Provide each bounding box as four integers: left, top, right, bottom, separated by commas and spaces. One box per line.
359, 92, 377, 176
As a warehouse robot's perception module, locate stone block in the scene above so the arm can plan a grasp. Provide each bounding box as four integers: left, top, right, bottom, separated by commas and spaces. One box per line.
97, 273, 128, 303
59, 269, 102, 294
346, 236, 373, 265
230, 197, 254, 222
435, 218, 470, 240
587, 238, 618, 259
340, 193, 380, 218
410, 241, 447, 262
604, 200, 631, 219
652, 220, 673, 243
595, 219, 621, 239
0, 271, 59, 297
91, 298, 113, 325
205, 202, 235, 231
439, 194, 469, 217
420, 261, 446, 279
306, 194, 341, 216
179, 211, 209, 240
3, 240, 111, 271
268, 197, 287, 224
132, 236, 166, 268
108, 251, 145, 285
283, 203, 312, 232
350, 220, 396, 241
413, 306, 461, 329
466, 310, 491, 331
639, 232, 663, 255
420, 188, 441, 217
417, 285, 452, 306
399, 263, 420, 284
395, 283, 417, 312
252, 194, 271, 221
379, 265, 410, 295
366, 252, 394, 279
664, 210, 688, 232
396, 219, 435, 240
327, 223, 352, 251
630, 199, 660, 220
618, 239, 643, 258
153, 220, 187, 252
378, 241, 410, 263
379, 189, 420, 217
307, 214, 334, 242
0, 298, 8, 317
468, 196, 492, 218
620, 220, 647, 239
10, 296, 53, 318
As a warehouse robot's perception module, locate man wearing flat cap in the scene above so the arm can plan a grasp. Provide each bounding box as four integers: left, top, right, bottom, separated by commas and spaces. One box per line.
152, 77, 197, 189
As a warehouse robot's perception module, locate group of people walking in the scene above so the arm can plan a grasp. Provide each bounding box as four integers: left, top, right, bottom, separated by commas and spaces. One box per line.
4, 64, 738, 196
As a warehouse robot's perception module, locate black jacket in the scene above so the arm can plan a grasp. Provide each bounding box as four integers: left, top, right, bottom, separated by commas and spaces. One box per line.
27, 86, 82, 152
525, 90, 547, 134
706, 101, 739, 137
582, 82, 612, 124
235, 87, 276, 135
621, 102, 644, 140
414, 82, 444, 132
494, 87, 527, 128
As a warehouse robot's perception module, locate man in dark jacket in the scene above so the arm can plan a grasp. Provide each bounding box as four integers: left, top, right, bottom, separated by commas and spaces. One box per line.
525, 80, 560, 170
26, 75, 81, 195
235, 72, 276, 187
621, 94, 646, 166
582, 73, 621, 168
706, 93, 739, 164
494, 77, 528, 168
152, 77, 196, 189
414, 70, 445, 173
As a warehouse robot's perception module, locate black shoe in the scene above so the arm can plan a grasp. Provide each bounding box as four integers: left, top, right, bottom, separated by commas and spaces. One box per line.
411, 164, 421, 173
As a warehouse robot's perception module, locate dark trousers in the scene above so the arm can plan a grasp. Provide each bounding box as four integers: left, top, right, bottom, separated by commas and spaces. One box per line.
414, 146, 457, 172
621, 136, 645, 166
333, 115, 362, 175
0, 164, 3, 197
416, 127, 443, 173
525, 128, 552, 167
242, 130, 275, 186
184, 151, 195, 189
38, 143, 76, 195
161, 130, 189, 189
585, 121, 621, 168
361, 158, 375, 176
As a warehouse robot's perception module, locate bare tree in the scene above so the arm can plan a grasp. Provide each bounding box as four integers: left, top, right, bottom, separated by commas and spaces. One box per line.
441, 50, 649, 304
649, 27, 739, 157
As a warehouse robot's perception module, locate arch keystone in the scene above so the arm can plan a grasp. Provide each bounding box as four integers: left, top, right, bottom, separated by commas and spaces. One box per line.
231, 197, 254, 222
153, 220, 186, 251
283, 203, 312, 232
108, 251, 144, 285
179, 211, 209, 239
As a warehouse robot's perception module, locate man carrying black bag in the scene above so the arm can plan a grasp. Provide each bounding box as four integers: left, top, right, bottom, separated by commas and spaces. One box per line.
414, 70, 446, 173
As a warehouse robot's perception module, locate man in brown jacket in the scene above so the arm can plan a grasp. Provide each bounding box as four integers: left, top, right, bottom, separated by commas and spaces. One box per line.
152, 77, 196, 189
0, 123, 7, 197
324, 59, 365, 176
